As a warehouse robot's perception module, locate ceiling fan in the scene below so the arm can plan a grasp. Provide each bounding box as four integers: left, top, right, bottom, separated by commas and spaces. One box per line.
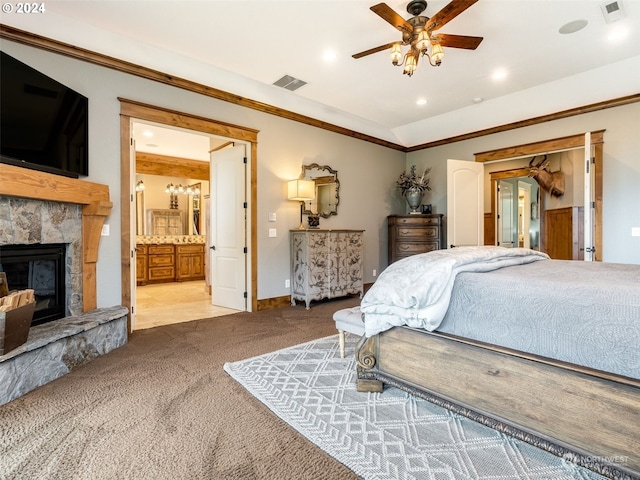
353, 0, 483, 76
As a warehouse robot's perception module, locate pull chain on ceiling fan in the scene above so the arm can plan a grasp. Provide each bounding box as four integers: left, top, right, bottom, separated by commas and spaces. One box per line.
353, 0, 483, 77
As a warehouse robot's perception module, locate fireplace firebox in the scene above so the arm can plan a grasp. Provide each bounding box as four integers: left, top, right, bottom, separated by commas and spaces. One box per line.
0, 244, 66, 325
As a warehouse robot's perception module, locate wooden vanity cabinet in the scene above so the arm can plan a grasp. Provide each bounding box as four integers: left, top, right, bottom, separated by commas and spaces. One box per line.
136, 243, 206, 285
136, 244, 148, 285
147, 244, 176, 283
388, 214, 443, 264
176, 244, 206, 281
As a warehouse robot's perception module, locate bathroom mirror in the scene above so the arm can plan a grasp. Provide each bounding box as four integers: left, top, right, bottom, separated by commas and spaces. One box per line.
135, 175, 206, 237
300, 164, 339, 218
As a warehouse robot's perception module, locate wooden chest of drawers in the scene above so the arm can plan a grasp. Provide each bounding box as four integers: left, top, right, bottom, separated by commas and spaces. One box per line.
388, 214, 443, 264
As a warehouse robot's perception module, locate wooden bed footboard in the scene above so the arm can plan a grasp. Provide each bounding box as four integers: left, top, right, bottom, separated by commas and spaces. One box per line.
355, 327, 640, 479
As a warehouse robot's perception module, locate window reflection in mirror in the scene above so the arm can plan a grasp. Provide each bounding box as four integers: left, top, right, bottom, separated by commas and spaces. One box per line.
300, 164, 339, 218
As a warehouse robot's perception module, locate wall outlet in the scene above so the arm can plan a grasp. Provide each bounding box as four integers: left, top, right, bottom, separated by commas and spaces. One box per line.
285, 279, 290, 288
632, 227, 640, 237
268, 228, 277, 238
372, 269, 377, 277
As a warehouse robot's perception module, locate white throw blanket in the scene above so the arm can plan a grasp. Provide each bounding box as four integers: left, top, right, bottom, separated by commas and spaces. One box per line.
361, 246, 549, 337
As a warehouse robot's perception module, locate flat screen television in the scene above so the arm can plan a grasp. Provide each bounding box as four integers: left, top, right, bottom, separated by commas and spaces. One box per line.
1, 51, 88, 178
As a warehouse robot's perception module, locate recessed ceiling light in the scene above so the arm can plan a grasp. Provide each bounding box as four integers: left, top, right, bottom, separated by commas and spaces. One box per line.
322, 50, 337, 62
142, 130, 154, 137
559, 19, 588, 34
416, 98, 427, 106
608, 25, 629, 42
492, 69, 508, 81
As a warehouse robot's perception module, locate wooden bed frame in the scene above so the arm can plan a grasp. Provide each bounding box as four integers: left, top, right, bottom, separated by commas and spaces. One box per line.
356, 326, 640, 479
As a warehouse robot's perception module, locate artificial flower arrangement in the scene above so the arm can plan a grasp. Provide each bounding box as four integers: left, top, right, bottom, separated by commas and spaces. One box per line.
396, 165, 432, 196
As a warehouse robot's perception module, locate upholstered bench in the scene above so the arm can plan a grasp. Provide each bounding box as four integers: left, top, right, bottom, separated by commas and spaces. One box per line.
332, 306, 365, 358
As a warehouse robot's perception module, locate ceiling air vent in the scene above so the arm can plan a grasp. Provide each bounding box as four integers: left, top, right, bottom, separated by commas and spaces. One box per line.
273, 75, 307, 92
600, 1, 625, 23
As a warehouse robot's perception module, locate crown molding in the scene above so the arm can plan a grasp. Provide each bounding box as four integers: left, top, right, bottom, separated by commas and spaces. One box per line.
2, 24, 638, 154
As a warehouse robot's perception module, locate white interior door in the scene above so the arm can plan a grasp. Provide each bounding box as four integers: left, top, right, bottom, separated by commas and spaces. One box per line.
584, 132, 594, 261
210, 144, 247, 310
447, 159, 484, 248
129, 134, 137, 331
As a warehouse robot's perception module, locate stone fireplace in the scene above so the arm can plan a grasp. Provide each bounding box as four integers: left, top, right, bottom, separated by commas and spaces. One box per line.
0, 197, 83, 322
0, 163, 127, 405
1, 243, 67, 325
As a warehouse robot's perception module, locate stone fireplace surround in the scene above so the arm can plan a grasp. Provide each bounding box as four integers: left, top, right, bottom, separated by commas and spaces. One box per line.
1, 197, 84, 316
0, 164, 127, 405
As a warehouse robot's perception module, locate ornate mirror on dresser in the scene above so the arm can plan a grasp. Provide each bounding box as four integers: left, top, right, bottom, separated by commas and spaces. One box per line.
300, 164, 340, 218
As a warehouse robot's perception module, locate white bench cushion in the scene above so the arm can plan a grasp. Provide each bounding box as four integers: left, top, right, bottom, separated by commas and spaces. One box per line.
333, 306, 364, 336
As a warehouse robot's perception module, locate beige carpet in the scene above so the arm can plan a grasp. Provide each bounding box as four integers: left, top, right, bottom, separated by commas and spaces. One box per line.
0, 297, 361, 480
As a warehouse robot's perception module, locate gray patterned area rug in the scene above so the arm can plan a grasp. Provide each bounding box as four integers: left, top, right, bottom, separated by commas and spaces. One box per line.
224, 335, 605, 480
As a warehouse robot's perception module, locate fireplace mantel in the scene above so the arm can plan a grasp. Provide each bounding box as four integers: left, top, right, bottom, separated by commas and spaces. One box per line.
0, 163, 113, 312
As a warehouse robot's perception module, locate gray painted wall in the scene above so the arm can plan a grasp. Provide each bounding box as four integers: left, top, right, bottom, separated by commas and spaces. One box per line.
1, 41, 406, 308
3, 41, 638, 313
407, 102, 640, 264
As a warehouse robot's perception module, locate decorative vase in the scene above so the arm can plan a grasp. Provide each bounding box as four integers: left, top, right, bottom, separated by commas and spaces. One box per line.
405, 188, 423, 213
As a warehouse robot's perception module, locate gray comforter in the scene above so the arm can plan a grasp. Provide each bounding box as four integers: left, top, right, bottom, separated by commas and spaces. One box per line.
361, 246, 548, 336
438, 259, 640, 379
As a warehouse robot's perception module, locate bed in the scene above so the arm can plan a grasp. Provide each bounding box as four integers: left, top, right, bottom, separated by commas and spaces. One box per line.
355, 247, 640, 479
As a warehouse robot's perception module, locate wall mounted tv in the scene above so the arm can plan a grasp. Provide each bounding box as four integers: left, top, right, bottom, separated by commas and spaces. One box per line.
1, 51, 88, 178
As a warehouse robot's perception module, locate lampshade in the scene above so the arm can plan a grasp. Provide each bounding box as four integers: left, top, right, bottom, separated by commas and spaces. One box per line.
415, 31, 430, 53
287, 179, 316, 201
430, 43, 445, 65
389, 43, 403, 66
403, 50, 418, 76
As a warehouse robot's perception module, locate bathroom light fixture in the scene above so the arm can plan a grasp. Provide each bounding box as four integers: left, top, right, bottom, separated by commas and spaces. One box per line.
165, 183, 199, 195
287, 179, 316, 230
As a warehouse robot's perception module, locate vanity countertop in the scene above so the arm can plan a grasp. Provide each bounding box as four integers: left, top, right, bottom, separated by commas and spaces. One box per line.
136, 235, 206, 245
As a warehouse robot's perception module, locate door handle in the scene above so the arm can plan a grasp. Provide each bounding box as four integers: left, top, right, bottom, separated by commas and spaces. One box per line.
210, 245, 216, 250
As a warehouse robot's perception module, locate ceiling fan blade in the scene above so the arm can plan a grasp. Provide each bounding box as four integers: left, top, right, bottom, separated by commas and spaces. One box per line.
352, 42, 397, 59
435, 33, 483, 50
370, 3, 413, 33
425, 0, 479, 32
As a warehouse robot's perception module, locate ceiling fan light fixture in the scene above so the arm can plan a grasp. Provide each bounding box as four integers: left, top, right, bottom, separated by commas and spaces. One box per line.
415, 30, 430, 53
389, 43, 403, 66
403, 50, 418, 76
429, 42, 445, 66
353, 1, 482, 78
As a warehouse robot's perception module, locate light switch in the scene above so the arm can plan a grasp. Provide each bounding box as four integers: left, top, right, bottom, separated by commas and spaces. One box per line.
101, 224, 110, 236
268, 212, 277, 222
268, 228, 277, 238
632, 227, 640, 237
